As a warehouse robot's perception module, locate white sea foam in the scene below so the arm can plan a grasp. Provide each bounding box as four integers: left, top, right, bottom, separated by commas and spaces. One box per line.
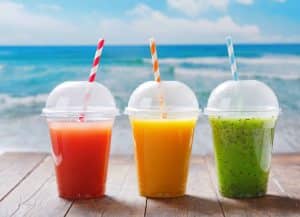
50, 65, 89, 73
103, 66, 153, 89
174, 67, 300, 80
15, 65, 37, 71
0, 94, 48, 111
104, 65, 149, 75
174, 68, 228, 79
144, 55, 300, 65
238, 56, 300, 65
0, 64, 5, 72
143, 57, 227, 65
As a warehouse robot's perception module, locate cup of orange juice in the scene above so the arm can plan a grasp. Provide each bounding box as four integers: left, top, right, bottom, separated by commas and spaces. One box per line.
42, 81, 118, 199
125, 81, 200, 198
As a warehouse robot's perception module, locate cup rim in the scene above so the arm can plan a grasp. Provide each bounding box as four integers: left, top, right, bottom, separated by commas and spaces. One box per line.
42, 107, 119, 119
204, 106, 281, 116
124, 107, 201, 119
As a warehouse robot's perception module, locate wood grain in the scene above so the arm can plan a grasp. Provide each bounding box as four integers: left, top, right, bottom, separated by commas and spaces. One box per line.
17, 176, 72, 217
268, 154, 300, 217
0, 152, 47, 201
0, 156, 72, 217
0, 156, 53, 216
0, 153, 300, 217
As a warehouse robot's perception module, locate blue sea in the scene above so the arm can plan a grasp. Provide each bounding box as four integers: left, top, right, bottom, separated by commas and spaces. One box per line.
0, 44, 299, 153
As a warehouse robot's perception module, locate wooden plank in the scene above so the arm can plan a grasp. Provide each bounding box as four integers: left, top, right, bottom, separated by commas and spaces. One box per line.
145, 156, 225, 217
269, 154, 300, 216
18, 176, 72, 217
0, 153, 299, 217
67, 156, 146, 217
16, 176, 72, 217
272, 153, 300, 165
206, 154, 300, 217
0, 152, 47, 201
0, 156, 53, 216
0, 156, 73, 217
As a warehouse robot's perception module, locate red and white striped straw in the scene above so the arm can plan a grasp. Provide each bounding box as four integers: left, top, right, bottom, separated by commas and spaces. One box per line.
149, 38, 167, 118
88, 38, 105, 82
79, 38, 105, 122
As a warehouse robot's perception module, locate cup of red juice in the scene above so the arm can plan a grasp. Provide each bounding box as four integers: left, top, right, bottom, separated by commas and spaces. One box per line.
42, 81, 118, 199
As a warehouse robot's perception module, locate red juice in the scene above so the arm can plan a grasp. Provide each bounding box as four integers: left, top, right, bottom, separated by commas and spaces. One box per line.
48, 121, 112, 199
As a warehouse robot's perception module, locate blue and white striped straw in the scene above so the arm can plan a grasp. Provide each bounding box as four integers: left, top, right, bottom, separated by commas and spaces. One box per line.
226, 36, 239, 80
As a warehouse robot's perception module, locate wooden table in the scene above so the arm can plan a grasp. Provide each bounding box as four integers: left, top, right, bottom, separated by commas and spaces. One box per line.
0, 153, 299, 217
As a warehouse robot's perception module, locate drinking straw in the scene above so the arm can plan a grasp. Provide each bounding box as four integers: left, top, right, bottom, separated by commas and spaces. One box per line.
79, 38, 105, 121
88, 38, 105, 82
226, 36, 239, 80
149, 38, 167, 118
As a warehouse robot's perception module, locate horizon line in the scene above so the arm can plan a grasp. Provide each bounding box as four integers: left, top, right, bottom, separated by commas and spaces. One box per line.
0, 42, 300, 47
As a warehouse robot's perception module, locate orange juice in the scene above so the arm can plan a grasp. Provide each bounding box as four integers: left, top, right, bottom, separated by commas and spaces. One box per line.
48, 121, 112, 199
130, 118, 197, 197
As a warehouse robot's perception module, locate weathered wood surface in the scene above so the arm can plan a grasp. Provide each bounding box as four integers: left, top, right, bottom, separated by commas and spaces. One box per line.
0, 153, 47, 202
0, 153, 299, 217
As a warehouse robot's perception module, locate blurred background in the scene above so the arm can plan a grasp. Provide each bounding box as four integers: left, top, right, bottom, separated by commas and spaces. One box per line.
0, 0, 299, 154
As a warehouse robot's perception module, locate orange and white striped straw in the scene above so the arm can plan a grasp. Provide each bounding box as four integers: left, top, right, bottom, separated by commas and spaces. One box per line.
149, 38, 167, 118
149, 38, 161, 82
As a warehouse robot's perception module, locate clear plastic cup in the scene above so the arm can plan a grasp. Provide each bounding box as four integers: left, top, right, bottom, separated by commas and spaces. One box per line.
205, 80, 280, 198
42, 81, 118, 199
125, 81, 200, 198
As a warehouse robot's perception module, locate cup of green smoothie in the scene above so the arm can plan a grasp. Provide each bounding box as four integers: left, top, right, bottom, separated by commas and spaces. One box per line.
205, 80, 280, 198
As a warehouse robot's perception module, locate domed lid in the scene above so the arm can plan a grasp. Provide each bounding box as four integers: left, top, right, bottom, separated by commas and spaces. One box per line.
125, 81, 200, 119
42, 81, 118, 119
205, 80, 280, 117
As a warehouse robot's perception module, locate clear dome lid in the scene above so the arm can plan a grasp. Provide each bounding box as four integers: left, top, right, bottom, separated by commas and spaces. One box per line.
205, 80, 280, 117
125, 81, 200, 119
42, 81, 119, 119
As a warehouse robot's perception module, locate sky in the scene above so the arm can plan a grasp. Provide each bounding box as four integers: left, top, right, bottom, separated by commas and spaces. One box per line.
0, 0, 299, 45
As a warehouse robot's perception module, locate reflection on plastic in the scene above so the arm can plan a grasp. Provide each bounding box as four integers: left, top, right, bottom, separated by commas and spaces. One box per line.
48, 121, 113, 199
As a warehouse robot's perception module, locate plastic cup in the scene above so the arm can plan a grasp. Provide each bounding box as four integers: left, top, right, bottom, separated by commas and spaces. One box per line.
205, 80, 280, 198
42, 81, 118, 199
125, 81, 200, 198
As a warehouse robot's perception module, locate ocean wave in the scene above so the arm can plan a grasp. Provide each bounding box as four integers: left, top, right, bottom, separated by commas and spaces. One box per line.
175, 68, 228, 79
14, 65, 39, 72
0, 64, 5, 72
253, 72, 300, 80
174, 68, 300, 80
103, 65, 150, 77
0, 94, 48, 111
239, 55, 300, 65
143, 57, 227, 65
143, 55, 300, 65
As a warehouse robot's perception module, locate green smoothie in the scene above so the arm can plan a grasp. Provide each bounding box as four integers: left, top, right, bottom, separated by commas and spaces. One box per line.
209, 116, 277, 198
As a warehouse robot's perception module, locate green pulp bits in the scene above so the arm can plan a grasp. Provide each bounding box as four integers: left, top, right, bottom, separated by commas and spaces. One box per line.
209, 117, 276, 198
